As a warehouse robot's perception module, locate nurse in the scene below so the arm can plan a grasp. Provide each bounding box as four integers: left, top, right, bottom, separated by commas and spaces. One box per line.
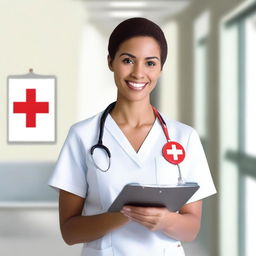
48, 17, 216, 255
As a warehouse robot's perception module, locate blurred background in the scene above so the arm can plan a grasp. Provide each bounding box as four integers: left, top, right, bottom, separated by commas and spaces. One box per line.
0, 0, 256, 255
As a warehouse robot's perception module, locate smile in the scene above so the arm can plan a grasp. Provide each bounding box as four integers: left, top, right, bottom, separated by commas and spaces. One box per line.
125, 80, 148, 90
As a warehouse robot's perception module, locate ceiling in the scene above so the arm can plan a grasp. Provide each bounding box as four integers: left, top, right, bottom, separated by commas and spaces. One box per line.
83, 0, 191, 34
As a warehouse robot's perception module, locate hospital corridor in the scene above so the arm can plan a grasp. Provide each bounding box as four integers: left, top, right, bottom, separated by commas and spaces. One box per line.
1, 0, 256, 255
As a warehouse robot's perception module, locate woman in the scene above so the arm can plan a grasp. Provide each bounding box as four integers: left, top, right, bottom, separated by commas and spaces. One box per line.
48, 17, 216, 255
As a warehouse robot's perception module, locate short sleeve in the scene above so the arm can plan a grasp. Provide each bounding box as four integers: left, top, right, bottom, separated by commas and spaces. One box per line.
48, 126, 88, 198
184, 129, 217, 203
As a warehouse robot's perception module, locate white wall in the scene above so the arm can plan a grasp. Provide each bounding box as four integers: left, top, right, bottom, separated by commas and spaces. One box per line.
77, 22, 116, 121
0, 0, 87, 162
160, 21, 179, 120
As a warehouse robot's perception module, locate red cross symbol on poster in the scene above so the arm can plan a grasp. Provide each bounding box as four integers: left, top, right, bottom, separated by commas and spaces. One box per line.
8, 75, 56, 142
13, 89, 49, 128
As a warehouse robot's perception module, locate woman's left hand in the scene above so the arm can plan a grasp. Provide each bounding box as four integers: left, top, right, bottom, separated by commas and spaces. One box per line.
120, 206, 172, 231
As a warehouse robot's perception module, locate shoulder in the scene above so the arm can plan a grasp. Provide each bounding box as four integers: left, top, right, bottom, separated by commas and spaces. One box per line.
159, 112, 195, 133
65, 111, 103, 144
159, 112, 197, 142
72, 111, 102, 131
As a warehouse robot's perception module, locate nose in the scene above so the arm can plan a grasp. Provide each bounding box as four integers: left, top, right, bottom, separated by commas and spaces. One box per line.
130, 63, 145, 80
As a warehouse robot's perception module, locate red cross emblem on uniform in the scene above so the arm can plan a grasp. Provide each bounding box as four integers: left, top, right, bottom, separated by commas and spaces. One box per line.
13, 88, 49, 128
162, 141, 185, 165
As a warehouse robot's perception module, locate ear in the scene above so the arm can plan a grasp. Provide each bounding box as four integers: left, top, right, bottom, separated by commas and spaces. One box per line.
107, 55, 114, 72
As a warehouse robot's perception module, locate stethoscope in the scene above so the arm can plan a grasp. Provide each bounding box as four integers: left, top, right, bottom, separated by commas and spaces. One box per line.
90, 102, 186, 184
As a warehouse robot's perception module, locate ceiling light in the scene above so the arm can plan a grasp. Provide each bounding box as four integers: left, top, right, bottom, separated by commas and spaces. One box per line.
109, 1, 147, 8
109, 11, 143, 18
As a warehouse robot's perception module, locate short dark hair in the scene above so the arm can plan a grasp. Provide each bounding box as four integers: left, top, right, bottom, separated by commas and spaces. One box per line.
108, 17, 168, 69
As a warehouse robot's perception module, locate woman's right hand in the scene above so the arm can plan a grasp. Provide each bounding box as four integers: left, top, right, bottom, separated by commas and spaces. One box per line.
59, 189, 130, 245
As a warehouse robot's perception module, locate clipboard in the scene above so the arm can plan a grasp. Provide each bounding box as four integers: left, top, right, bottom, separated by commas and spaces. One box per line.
108, 182, 200, 212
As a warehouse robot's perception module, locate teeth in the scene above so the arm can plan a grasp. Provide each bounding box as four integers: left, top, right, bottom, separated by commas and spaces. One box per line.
127, 81, 147, 88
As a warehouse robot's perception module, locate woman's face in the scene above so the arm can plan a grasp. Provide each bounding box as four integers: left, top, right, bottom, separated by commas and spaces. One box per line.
108, 36, 162, 102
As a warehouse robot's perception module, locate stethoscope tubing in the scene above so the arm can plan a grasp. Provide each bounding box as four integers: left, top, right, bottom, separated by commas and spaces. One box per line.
90, 101, 185, 184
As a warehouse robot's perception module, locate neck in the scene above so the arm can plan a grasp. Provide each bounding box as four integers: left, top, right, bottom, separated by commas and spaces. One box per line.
110, 99, 155, 127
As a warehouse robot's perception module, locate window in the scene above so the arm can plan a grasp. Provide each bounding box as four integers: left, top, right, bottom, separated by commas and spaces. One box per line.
244, 13, 256, 157
193, 11, 210, 146
220, 4, 256, 256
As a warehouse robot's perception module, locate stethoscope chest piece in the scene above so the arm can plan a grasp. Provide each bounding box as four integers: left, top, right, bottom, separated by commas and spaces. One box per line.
162, 141, 185, 165
90, 144, 111, 172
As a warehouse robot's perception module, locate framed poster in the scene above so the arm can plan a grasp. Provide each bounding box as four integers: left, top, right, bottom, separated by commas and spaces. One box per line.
7, 70, 56, 143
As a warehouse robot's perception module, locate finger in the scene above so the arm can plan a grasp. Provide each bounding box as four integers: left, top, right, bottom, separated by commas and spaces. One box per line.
126, 211, 158, 226
129, 217, 156, 230
123, 206, 161, 216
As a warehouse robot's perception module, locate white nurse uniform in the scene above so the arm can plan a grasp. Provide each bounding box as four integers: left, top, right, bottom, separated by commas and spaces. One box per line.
48, 110, 216, 256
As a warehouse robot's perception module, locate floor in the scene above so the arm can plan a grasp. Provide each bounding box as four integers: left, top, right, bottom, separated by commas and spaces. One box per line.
0, 207, 208, 256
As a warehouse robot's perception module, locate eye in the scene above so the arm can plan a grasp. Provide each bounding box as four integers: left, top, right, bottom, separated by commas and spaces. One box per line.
147, 61, 156, 67
122, 58, 133, 64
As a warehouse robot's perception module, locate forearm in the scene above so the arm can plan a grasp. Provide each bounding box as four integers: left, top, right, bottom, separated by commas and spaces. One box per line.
162, 212, 201, 242
61, 212, 129, 245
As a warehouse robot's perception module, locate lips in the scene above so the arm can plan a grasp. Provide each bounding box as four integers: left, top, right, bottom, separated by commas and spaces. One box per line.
125, 80, 148, 90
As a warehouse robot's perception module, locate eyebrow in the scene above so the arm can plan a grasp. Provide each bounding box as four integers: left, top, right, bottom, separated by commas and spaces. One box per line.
119, 52, 160, 61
